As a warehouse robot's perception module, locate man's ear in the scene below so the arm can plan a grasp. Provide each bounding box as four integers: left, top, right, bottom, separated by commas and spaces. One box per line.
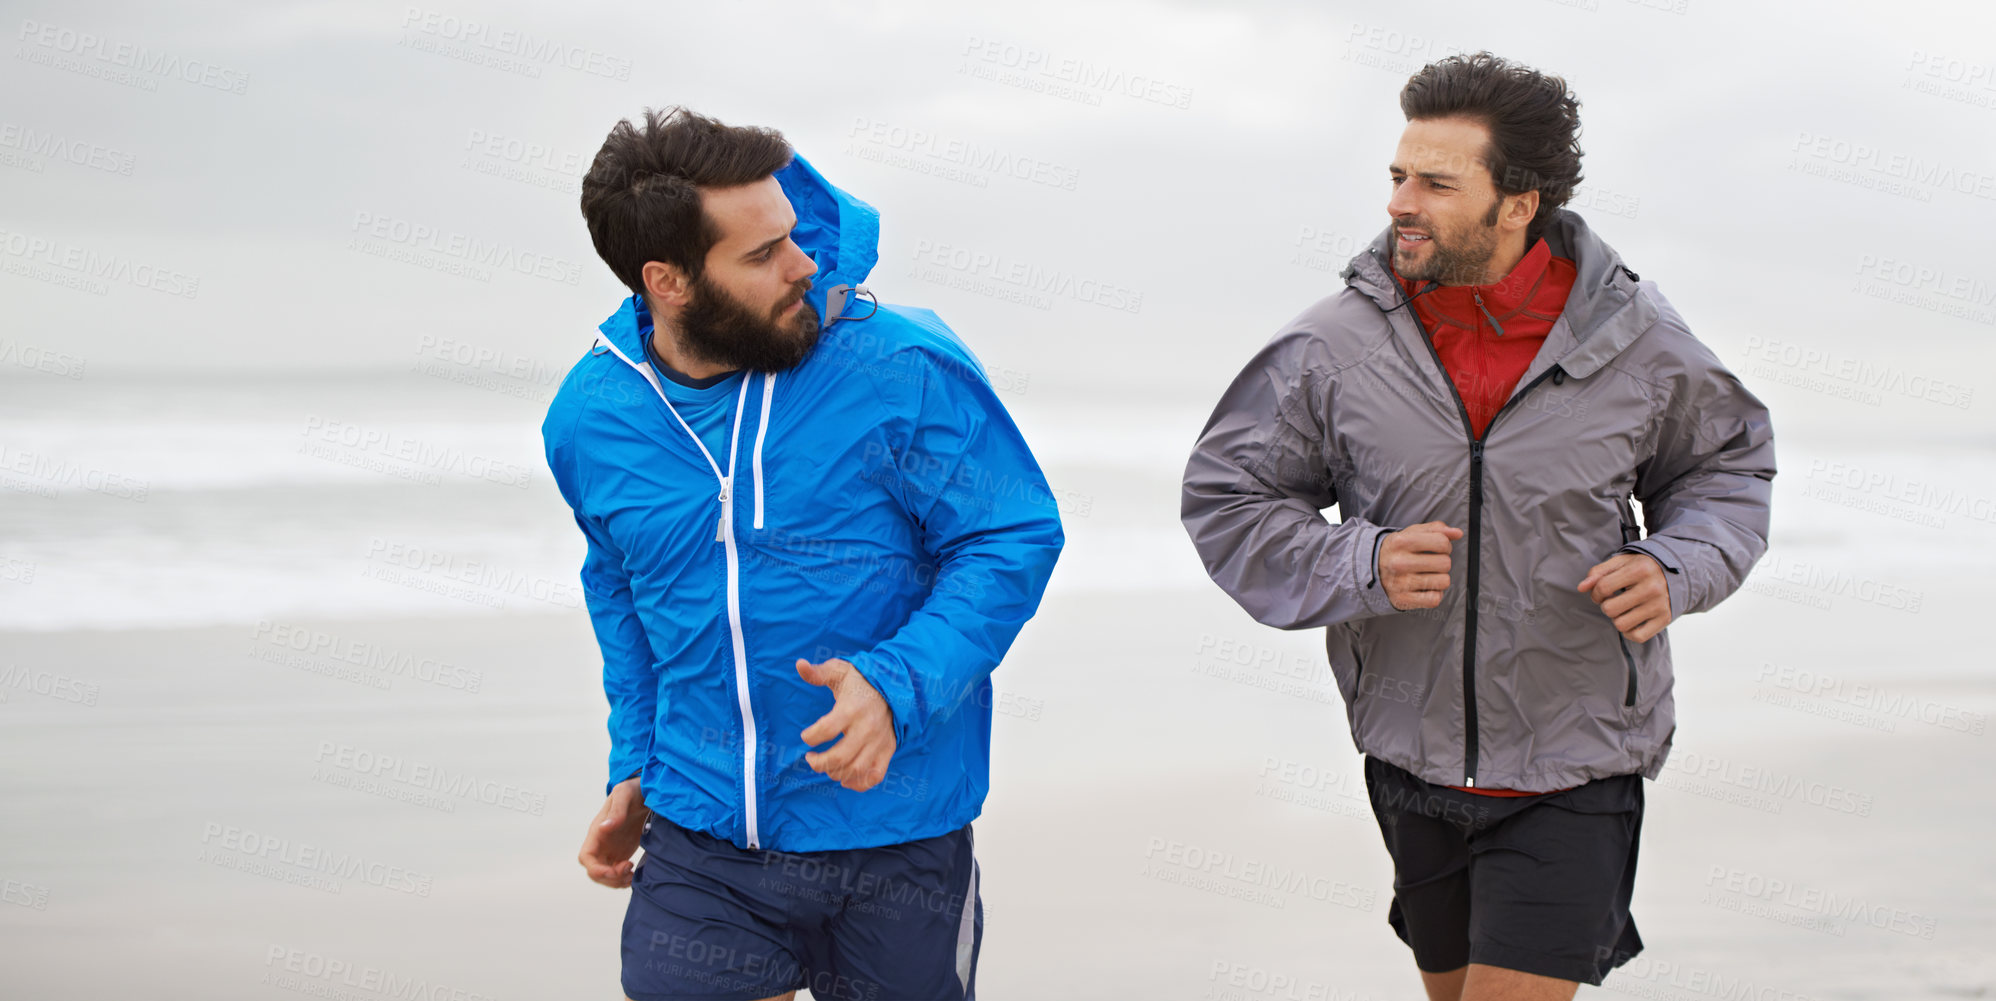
1502, 189, 1539, 234
641, 260, 691, 309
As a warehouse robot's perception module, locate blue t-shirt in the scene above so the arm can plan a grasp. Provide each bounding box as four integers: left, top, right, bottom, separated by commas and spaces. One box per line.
641, 321, 745, 468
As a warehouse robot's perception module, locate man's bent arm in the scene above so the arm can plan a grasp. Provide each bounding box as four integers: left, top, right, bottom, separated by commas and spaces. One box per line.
1182, 325, 1400, 630
844, 349, 1065, 752
574, 511, 663, 795
1621, 325, 1777, 618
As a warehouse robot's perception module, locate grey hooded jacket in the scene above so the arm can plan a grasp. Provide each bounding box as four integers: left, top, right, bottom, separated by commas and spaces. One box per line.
1181, 209, 1775, 791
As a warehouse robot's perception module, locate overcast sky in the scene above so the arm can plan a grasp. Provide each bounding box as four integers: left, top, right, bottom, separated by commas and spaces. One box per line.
4, 0, 1994, 439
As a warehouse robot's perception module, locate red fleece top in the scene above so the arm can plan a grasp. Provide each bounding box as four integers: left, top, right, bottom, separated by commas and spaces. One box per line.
1396, 237, 1578, 441
1394, 237, 1580, 797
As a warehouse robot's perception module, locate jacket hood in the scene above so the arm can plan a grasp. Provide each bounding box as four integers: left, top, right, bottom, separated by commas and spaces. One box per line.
1340, 208, 1659, 380
594, 151, 882, 361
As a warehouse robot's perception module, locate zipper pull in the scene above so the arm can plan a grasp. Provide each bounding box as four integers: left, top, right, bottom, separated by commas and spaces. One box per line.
1473, 291, 1506, 337
716, 480, 731, 543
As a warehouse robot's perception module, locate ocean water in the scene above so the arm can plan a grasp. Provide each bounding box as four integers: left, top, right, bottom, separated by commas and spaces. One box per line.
3, 369, 1990, 638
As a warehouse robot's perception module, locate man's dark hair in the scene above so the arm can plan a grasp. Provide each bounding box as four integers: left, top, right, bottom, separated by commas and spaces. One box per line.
1399, 52, 1583, 245
580, 107, 793, 298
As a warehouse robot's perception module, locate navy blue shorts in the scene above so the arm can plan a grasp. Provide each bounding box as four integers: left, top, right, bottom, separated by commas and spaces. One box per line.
621, 815, 982, 1001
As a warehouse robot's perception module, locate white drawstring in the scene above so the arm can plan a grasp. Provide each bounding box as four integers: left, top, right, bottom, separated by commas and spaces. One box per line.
589, 336, 757, 542
753, 372, 775, 529
722, 376, 750, 537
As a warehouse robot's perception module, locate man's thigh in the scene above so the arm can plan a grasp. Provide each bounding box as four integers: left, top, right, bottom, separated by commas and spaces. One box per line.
620, 817, 807, 1001
1463, 776, 1645, 986
817, 824, 982, 1001
1365, 756, 1476, 974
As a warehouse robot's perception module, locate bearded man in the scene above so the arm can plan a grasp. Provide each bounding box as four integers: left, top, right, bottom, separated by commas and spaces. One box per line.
1182, 52, 1775, 1001
545, 107, 1063, 1001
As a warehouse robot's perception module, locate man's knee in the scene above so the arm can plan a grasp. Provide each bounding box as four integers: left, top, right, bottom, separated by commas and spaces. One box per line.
1461, 962, 1577, 1001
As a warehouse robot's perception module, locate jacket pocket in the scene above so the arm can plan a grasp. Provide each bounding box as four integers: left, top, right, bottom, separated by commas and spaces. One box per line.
1618, 634, 1638, 707
1616, 496, 1641, 546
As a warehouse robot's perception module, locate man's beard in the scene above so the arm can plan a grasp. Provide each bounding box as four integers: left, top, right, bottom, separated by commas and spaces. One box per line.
674, 273, 821, 373
1392, 197, 1502, 286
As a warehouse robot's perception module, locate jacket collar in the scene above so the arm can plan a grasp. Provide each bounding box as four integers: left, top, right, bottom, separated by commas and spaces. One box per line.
1342, 208, 1657, 380
1395, 236, 1557, 325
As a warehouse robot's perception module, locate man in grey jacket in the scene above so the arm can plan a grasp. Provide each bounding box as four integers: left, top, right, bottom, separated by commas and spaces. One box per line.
1182, 52, 1774, 1001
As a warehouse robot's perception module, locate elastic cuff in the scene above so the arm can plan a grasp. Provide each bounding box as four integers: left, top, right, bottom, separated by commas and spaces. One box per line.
1354, 522, 1401, 618
1617, 540, 1686, 618
843, 652, 917, 747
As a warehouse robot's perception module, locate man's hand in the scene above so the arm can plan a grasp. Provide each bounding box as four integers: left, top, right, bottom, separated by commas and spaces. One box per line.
1578, 552, 1672, 642
578, 777, 649, 889
1380, 521, 1464, 610
797, 658, 898, 792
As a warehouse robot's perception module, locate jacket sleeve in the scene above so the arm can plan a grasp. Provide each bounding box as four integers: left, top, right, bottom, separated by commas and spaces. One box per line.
546, 409, 662, 797
844, 349, 1065, 751
1619, 324, 1777, 618
1181, 324, 1401, 629
573, 510, 662, 795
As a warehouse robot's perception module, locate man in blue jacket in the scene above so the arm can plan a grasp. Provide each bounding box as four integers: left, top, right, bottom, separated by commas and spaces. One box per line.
544, 107, 1064, 1001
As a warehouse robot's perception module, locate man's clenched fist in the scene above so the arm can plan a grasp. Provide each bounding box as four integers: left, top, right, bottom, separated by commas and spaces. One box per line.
1380, 520, 1463, 611
1578, 552, 1673, 643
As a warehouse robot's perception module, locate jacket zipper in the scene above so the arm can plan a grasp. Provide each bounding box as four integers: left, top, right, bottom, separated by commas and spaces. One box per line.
593, 337, 765, 848
1618, 635, 1638, 707
719, 376, 761, 848
1403, 306, 1561, 787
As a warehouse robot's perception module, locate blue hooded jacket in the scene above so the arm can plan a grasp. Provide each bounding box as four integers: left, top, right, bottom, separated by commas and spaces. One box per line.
542, 154, 1064, 852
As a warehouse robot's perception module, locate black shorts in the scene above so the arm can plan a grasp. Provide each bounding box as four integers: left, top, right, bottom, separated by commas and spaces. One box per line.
1363, 755, 1644, 986
621, 815, 982, 1001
